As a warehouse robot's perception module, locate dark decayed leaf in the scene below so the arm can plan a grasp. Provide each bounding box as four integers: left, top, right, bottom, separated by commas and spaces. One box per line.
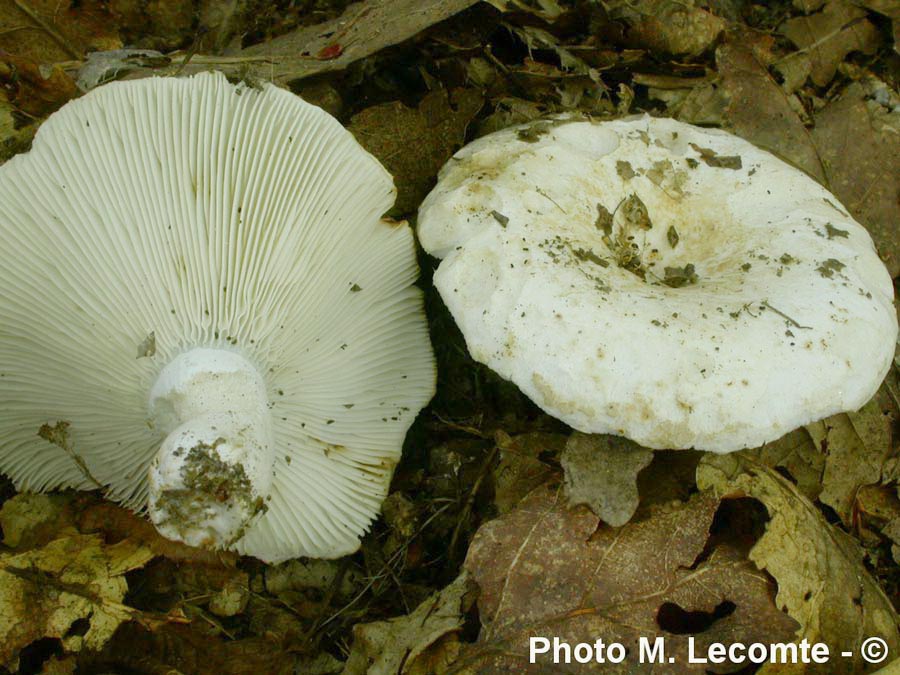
493, 431, 563, 514
459, 485, 798, 673
349, 87, 483, 214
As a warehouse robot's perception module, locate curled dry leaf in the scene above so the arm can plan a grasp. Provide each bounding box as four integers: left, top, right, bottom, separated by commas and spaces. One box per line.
0, 532, 153, 667
459, 485, 797, 673
806, 395, 892, 525
561, 432, 652, 527
607, 0, 726, 57
779, 0, 881, 88
740, 428, 824, 502
698, 453, 900, 674
343, 572, 476, 675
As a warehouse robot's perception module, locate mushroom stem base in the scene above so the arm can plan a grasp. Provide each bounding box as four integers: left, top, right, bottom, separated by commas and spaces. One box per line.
146, 348, 274, 548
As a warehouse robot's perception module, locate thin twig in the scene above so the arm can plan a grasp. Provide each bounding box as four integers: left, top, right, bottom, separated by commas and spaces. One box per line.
760, 300, 812, 330
448, 443, 500, 562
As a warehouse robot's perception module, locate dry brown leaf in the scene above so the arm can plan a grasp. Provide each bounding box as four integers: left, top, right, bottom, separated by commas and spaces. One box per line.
107, 0, 193, 52
811, 82, 900, 276
857, 0, 900, 52
779, 0, 881, 88
608, 0, 726, 57
715, 37, 827, 183
806, 395, 892, 525
492, 431, 563, 513
561, 432, 652, 526
0, 56, 77, 118
0, 0, 120, 62
342, 572, 475, 675
349, 87, 483, 214
178, 0, 482, 84
741, 427, 824, 502
715, 35, 900, 275
459, 485, 797, 673
698, 453, 900, 673
0, 532, 153, 667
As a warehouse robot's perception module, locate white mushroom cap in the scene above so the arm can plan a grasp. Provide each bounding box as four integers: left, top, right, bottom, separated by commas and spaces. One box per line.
418, 114, 897, 453
0, 71, 435, 561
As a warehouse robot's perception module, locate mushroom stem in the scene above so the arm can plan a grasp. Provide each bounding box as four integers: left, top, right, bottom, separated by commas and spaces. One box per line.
146, 348, 274, 548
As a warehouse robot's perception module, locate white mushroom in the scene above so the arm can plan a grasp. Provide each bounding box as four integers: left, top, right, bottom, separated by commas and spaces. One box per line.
0, 71, 435, 561
418, 114, 897, 453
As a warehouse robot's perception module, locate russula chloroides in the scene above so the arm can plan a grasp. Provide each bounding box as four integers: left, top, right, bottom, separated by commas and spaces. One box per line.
0, 71, 435, 561
418, 114, 897, 453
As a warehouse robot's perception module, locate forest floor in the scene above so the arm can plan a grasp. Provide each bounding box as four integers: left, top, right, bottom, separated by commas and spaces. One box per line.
1, 0, 900, 673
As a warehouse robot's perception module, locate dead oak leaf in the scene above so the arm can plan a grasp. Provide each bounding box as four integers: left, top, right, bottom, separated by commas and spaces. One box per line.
349, 87, 483, 214
459, 485, 797, 673
716, 37, 827, 184
779, 0, 881, 88
561, 432, 652, 527
0, 532, 153, 667
806, 394, 892, 525
811, 82, 900, 276
698, 453, 900, 674
740, 427, 824, 502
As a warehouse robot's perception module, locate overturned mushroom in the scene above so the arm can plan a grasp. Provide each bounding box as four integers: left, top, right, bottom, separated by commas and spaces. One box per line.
0, 72, 435, 561
418, 115, 896, 453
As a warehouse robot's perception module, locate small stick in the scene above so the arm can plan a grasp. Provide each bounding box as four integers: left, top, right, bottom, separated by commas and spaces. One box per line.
760, 300, 812, 330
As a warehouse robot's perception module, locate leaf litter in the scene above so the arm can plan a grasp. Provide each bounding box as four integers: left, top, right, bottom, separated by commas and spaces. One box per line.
0, 0, 899, 672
